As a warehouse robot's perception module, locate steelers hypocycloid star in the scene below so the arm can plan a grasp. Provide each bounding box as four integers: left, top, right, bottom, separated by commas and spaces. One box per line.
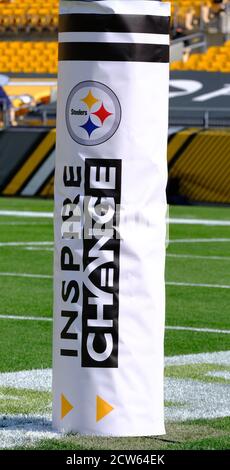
80, 90, 113, 138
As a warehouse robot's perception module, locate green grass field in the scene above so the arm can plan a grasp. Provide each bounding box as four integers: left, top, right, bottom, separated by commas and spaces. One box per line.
0, 197, 229, 450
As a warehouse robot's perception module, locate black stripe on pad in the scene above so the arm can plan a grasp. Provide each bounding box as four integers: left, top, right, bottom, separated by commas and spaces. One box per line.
59, 42, 169, 63
59, 14, 170, 35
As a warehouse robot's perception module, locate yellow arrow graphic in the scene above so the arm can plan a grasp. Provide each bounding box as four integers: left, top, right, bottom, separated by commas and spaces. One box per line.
61, 394, 74, 419
96, 395, 114, 422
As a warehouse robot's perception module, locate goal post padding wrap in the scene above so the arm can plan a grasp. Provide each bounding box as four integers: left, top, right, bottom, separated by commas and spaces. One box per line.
53, 0, 170, 436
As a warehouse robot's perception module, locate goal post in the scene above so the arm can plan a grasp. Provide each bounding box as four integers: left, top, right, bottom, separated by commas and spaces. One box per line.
53, 0, 170, 436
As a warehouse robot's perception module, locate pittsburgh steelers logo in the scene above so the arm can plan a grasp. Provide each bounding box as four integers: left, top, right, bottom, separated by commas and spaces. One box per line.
66, 81, 121, 146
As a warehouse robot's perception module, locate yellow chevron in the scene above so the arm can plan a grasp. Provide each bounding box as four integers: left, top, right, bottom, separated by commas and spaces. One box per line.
96, 395, 114, 422
3, 129, 56, 195
61, 394, 74, 420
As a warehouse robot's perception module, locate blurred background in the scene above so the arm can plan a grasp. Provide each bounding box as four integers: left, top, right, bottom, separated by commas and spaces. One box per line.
0, 0, 230, 203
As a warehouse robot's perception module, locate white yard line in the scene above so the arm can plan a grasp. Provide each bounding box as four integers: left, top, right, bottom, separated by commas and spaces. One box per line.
206, 371, 230, 380
167, 254, 230, 261
169, 238, 230, 243
0, 369, 52, 391
1, 352, 229, 391
0, 315, 229, 336
0, 210, 229, 227
0, 242, 53, 247
165, 350, 230, 366
166, 281, 230, 289
0, 271, 228, 288
0, 222, 48, 226
166, 326, 230, 334
0, 211, 53, 218
0, 272, 52, 279
0, 415, 59, 450
168, 218, 230, 226
0, 315, 52, 322
25, 247, 53, 252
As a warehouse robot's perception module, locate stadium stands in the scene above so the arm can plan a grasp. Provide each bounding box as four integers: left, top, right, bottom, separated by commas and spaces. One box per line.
0, 0, 58, 32
171, 39, 230, 71
163, 0, 229, 31
163, 0, 221, 18
0, 1, 229, 121
0, 41, 58, 74
0, 0, 228, 75
0, 0, 224, 33
2, 39, 230, 75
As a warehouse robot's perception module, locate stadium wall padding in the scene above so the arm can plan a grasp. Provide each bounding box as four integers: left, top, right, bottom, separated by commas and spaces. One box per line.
0, 128, 55, 197
0, 127, 230, 203
167, 128, 230, 205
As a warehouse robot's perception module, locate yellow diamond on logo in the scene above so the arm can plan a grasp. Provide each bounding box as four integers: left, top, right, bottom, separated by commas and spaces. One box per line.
81, 90, 99, 110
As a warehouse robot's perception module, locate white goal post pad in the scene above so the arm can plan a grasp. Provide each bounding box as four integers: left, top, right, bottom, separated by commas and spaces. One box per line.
53, 0, 170, 436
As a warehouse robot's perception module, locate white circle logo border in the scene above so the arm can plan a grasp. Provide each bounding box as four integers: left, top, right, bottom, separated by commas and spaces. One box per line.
66, 81, 122, 146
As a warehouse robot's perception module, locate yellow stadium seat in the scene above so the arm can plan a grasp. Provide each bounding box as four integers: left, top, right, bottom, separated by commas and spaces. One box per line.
0, 41, 58, 74
171, 40, 230, 73
0, 0, 59, 32
0, 0, 229, 75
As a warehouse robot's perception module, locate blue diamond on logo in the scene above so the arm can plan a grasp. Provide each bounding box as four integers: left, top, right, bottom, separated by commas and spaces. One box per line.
80, 116, 100, 138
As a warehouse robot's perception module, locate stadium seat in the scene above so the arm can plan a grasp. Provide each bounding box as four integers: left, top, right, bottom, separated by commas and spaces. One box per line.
171, 41, 230, 72
163, 0, 216, 20
0, 41, 58, 74
0, 0, 59, 32
0, 1, 229, 75
0, 0, 217, 33
162, 0, 221, 32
